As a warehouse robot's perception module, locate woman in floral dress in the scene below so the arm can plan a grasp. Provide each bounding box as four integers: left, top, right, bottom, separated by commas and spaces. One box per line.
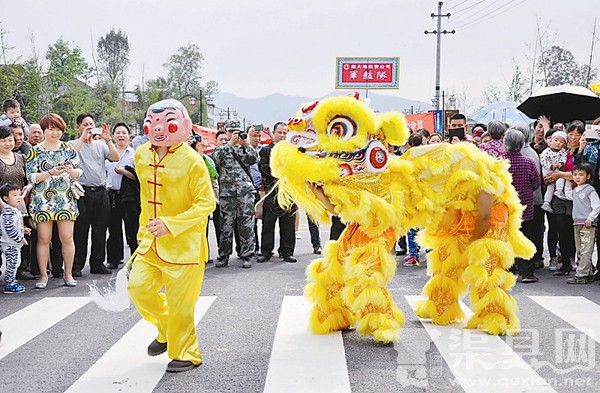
26, 113, 83, 288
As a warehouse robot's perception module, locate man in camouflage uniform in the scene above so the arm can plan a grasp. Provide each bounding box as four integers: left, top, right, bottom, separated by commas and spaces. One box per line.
212, 121, 258, 268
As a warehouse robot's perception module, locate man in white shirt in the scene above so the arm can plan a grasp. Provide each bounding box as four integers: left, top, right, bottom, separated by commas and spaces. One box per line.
69, 113, 119, 276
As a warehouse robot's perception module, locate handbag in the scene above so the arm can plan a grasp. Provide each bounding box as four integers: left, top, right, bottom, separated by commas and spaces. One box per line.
70, 179, 85, 200
254, 191, 265, 219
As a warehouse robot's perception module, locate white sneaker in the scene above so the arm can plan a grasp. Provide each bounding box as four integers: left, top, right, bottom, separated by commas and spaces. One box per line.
549, 256, 559, 271
554, 190, 566, 200
541, 201, 554, 213
296, 234, 302, 239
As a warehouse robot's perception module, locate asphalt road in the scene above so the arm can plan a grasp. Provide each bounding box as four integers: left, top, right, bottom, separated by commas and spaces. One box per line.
1, 223, 600, 393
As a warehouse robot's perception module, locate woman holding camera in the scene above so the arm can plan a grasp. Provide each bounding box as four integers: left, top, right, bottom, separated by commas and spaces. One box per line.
25, 113, 82, 288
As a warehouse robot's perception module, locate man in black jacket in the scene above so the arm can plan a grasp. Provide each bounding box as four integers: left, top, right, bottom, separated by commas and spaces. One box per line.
257, 122, 297, 263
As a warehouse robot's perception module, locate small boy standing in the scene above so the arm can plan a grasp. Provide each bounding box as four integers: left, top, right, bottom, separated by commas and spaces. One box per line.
567, 163, 600, 284
1, 183, 29, 294
0, 99, 29, 137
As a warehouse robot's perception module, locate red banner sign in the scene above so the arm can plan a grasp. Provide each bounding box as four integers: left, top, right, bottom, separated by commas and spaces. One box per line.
404, 112, 435, 133
336, 57, 399, 89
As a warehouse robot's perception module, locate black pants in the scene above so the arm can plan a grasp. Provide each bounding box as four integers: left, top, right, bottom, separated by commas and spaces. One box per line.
261, 198, 295, 257
212, 204, 221, 243
546, 210, 559, 258
397, 236, 407, 251
107, 190, 139, 264
74, 187, 110, 272
330, 216, 346, 241
517, 219, 537, 277
530, 205, 545, 263
548, 213, 575, 272
308, 217, 321, 247
29, 224, 63, 276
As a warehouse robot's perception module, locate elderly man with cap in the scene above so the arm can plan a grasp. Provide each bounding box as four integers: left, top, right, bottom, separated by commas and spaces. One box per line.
212, 120, 258, 268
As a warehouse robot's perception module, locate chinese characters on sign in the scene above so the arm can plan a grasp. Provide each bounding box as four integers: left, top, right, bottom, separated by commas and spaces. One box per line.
336, 57, 400, 89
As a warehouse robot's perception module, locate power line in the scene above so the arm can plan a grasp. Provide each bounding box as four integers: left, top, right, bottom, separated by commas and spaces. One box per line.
447, 0, 490, 24
451, 0, 488, 15
446, 0, 471, 12
453, 0, 526, 30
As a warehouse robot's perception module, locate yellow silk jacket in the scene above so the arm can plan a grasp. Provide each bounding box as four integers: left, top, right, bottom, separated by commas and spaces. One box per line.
135, 142, 216, 264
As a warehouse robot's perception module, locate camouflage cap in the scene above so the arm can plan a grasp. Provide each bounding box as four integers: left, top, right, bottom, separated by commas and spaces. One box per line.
225, 120, 242, 132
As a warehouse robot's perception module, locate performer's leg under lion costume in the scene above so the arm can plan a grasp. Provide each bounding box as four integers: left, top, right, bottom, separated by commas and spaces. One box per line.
270, 95, 534, 343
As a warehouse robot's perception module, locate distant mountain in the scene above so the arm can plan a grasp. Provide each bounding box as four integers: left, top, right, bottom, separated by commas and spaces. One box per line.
212, 92, 431, 128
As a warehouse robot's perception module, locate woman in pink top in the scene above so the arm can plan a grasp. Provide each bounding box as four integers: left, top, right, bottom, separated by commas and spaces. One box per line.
545, 124, 584, 275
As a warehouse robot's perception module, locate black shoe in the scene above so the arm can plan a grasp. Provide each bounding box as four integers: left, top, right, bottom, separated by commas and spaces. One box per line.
283, 256, 297, 263
241, 259, 252, 268
215, 259, 229, 268
206, 259, 213, 264
90, 265, 112, 274
166, 360, 199, 373
257, 254, 271, 263
16, 271, 35, 280
147, 339, 168, 356
72, 269, 82, 277
313, 246, 322, 255
395, 248, 407, 256
107, 262, 120, 270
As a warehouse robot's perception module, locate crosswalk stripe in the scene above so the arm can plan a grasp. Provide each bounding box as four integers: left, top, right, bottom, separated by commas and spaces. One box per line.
263, 296, 351, 393
529, 296, 600, 343
405, 295, 554, 392
64, 296, 216, 393
0, 297, 91, 361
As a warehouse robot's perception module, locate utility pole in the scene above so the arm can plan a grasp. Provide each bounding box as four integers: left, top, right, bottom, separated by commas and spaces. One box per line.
425, 1, 454, 110
586, 17, 597, 86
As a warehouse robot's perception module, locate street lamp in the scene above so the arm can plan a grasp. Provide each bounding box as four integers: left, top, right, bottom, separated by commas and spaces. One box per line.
449, 95, 457, 109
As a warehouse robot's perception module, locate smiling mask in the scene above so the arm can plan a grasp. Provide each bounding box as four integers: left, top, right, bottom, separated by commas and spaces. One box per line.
143, 99, 192, 147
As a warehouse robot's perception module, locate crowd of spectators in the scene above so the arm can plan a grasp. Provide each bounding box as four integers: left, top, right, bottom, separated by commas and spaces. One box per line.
3, 96, 600, 293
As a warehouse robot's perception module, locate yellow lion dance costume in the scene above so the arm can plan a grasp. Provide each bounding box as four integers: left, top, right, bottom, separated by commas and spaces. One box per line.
270, 94, 535, 343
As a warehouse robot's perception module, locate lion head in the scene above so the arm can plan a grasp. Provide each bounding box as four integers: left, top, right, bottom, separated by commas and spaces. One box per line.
271, 94, 410, 227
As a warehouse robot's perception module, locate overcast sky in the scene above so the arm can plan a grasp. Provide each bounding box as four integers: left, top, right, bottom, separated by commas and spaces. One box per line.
3, 0, 599, 106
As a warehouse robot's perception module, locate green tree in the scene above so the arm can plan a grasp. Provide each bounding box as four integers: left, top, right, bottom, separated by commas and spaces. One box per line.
45, 39, 96, 135
19, 59, 44, 121
164, 44, 203, 98
537, 45, 581, 86
97, 29, 130, 85
138, 76, 172, 106
483, 85, 502, 104
506, 64, 527, 102
46, 38, 94, 92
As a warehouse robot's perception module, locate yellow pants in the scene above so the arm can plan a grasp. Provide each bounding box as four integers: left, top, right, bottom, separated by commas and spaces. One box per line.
128, 248, 205, 364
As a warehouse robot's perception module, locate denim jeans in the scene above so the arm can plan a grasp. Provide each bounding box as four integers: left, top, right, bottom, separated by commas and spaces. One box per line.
407, 229, 419, 257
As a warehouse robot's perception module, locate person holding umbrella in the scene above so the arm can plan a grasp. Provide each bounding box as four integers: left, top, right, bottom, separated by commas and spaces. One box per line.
531, 116, 552, 155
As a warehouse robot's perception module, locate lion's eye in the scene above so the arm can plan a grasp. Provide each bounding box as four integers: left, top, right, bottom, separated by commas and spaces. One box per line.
326, 117, 356, 140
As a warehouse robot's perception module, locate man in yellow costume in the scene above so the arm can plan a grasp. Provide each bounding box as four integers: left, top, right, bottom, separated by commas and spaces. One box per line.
127, 99, 215, 373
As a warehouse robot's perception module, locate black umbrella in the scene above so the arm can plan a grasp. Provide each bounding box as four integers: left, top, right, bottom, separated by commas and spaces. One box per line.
517, 85, 600, 122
